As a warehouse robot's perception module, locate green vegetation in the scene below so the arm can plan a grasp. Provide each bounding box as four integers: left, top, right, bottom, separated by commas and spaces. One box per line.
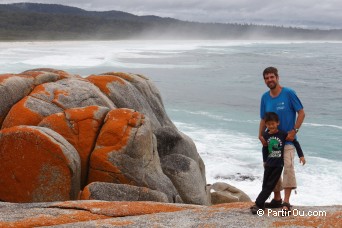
0, 3, 341, 40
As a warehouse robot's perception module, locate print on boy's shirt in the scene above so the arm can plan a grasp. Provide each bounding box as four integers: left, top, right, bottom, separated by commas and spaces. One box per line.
267, 136, 283, 158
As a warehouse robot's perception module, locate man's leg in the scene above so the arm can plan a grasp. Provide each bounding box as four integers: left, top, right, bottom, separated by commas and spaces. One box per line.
283, 145, 296, 208
273, 178, 283, 201
284, 188, 292, 204
274, 191, 282, 201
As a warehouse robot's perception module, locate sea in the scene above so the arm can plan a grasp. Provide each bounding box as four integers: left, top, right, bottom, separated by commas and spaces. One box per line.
1, 40, 341, 206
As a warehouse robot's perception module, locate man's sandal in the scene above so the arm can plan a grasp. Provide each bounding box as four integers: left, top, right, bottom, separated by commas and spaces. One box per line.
281, 202, 292, 216
264, 199, 283, 208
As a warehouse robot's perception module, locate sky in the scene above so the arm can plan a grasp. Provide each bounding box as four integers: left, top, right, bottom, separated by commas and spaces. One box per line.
1, 0, 342, 29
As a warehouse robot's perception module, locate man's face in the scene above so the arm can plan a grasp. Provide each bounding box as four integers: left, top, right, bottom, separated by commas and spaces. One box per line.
264, 73, 279, 89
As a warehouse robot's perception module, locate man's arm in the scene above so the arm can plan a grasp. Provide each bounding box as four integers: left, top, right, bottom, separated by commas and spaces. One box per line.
259, 119, 267, 146
286, 109, 305, 141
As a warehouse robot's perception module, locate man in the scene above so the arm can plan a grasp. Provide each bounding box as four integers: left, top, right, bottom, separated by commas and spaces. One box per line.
259, 66, 306, 212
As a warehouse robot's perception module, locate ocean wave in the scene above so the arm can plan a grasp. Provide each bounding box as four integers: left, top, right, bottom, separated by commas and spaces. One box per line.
170, 109, 258, 124
303, 122, 342, 130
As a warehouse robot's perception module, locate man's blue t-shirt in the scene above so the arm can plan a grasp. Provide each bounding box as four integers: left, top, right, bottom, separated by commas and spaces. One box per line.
260, 87, 303, 142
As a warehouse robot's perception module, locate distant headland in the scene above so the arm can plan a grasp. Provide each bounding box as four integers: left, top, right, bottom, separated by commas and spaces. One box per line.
0, 3, 342, 41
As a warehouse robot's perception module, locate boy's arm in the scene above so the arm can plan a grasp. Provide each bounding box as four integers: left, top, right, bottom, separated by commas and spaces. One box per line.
293, 139, 306, 165
262, 146, 268, 163
292, 139, 304, 158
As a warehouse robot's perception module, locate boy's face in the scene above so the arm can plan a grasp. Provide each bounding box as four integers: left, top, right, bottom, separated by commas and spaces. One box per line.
265, 120, 279, 133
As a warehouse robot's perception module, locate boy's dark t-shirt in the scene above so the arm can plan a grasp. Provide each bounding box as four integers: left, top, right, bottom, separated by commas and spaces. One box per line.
262, 130, 304, 167
262, 130, 287, 167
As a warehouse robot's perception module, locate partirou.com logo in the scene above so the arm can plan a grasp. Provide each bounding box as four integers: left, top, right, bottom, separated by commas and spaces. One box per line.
257, 209, 327, 217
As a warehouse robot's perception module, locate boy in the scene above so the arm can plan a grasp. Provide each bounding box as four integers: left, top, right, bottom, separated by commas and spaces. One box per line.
251, 112, 304, 215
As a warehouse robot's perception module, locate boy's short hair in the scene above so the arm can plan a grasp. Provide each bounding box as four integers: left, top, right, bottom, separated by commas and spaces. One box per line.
264, 112, 279, 123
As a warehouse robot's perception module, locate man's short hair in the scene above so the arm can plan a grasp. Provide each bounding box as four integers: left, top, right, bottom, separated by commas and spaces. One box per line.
263, 66, 278, 78
264, 112, 279, 123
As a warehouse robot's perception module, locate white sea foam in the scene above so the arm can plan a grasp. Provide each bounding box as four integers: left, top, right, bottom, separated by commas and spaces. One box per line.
1, 40, 341, 73
22, 55, 105, 67
172, 109, 259, 124
174, 121, 342, 206
0, 41, 205, 70
303, 122, 342, 130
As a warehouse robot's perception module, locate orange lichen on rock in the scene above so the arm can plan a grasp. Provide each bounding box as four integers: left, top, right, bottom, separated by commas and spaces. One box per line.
86, 168, 134, 185
52, 89, 69, 107
1, 97, 44, 129
211, 202, 253, 210
29, 84, 51, 97
87, 109, 144, 185
101, 72, 135, 82
79, 186, 92, 200
0, 73, 32, 83
273, 211, 342, 227
22, 68, 78, 80
0, 210, 110, 228
0, 74, 17, 82
95, 109, 143, 150
87, 75, 126, 94
0, 126, 78, 202
19, 71, 44, 78
52, 201, 190, 217
38, 106, 108, 188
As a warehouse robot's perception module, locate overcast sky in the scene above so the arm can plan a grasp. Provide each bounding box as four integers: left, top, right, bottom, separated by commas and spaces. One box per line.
2, 0, 342, 29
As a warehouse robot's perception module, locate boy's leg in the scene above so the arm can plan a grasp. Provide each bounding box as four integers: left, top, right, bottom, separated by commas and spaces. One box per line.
265, 177, 283, 208
255, 166, 283, 208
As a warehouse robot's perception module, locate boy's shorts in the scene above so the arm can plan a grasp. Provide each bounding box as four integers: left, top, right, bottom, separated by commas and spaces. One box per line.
273, 144, 297, 191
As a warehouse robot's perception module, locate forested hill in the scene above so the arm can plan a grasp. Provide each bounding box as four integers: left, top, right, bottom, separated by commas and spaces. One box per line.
1, 2, 341, 40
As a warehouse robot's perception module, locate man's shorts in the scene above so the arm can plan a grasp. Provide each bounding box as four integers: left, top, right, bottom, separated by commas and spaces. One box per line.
273, 144, 297, 191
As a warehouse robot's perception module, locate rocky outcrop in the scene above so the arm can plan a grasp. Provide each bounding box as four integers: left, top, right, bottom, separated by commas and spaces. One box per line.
80, 182, 169, 203
0, 201, 340, 227
210, 182, 252, 204
0, 68, 209, 205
